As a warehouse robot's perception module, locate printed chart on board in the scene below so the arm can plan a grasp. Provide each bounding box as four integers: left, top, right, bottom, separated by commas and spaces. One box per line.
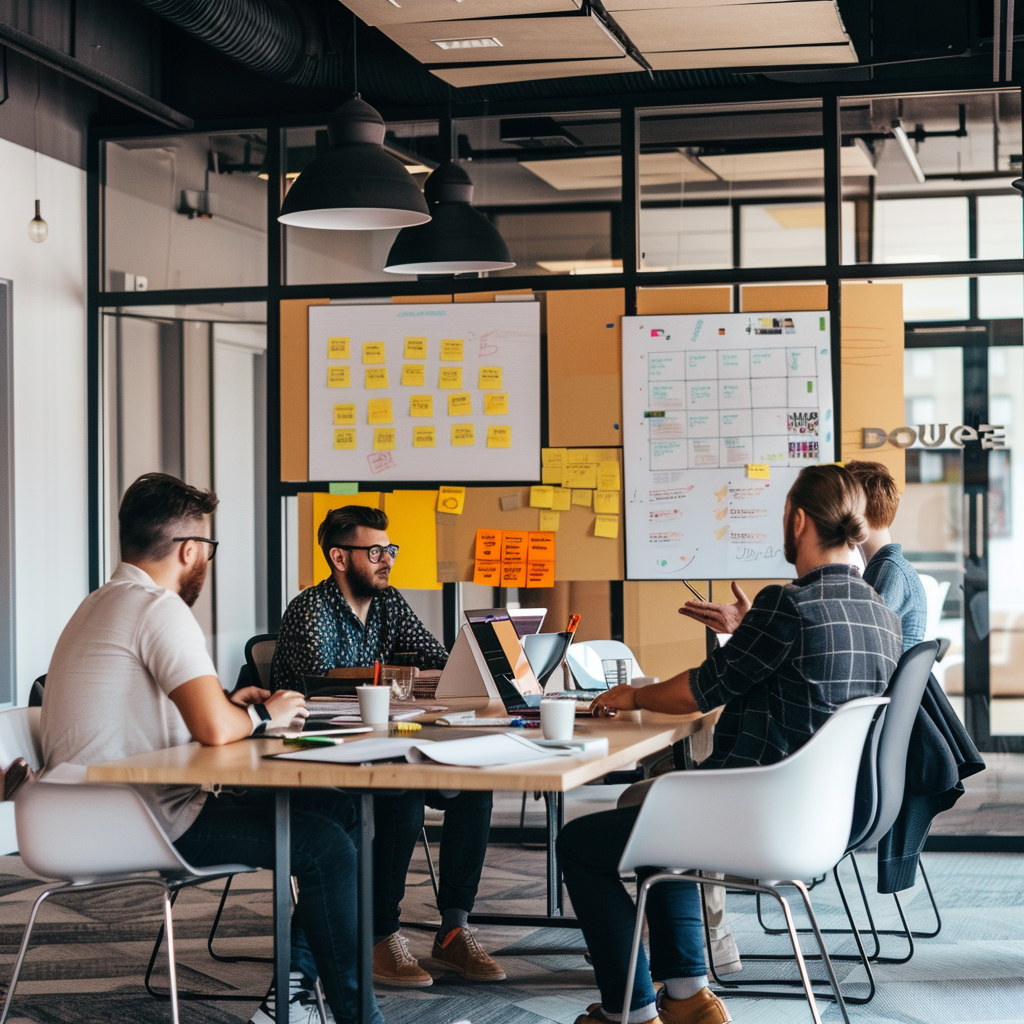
621, 311, 834, 580
308, 302, 541, 482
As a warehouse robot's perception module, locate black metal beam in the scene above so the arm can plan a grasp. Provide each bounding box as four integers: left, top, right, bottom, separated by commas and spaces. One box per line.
86, 128, 102, 591
823, 95, 843, 462
266, 128, 284, 631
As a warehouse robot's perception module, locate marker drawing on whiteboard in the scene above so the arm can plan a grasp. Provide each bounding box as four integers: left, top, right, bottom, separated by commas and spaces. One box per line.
367, 451, 395, 474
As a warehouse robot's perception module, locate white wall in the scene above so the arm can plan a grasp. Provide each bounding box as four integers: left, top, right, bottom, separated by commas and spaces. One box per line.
0, 137, 89, 850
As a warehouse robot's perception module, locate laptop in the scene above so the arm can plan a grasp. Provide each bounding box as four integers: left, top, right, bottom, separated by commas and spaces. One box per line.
463, 606, 547, 639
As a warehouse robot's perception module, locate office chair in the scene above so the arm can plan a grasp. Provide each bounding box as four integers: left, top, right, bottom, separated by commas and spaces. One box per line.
616, 695, 889, 1024
244, 634, 278, 689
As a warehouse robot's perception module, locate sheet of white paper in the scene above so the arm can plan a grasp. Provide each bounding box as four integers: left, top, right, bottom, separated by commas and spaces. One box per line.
272, 738, 429, 763
405, 732, 569, 767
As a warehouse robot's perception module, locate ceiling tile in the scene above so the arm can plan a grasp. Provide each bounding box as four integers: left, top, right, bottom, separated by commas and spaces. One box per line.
698, 142, 877, 180
604, 0, 791, 7
433, 55, 642, 86
520, 151, 719, 189
645, 42, 857, 69
342, 0, 580, 27
615, 2, 850, 52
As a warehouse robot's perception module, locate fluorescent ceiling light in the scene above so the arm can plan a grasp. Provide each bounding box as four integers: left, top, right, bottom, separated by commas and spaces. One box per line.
521, 152, 718, 190
402, 163, 433, 175
537, 258, 623, 274
433, 36, 502, 49
697, 142, 876, 181
890, 121, 926, 184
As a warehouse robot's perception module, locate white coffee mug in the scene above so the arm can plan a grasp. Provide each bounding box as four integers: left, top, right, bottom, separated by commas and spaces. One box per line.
356, 685, 390, 727
540, 698, 575, 741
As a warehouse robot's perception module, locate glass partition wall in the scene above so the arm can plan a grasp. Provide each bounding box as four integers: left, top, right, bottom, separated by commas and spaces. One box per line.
92, 86, 1023, 839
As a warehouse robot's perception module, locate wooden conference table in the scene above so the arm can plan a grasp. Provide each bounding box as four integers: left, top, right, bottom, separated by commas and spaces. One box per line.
88, 700, 709, 1024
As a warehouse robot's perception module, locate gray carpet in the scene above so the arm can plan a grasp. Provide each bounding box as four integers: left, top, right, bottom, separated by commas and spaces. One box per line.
0, 823, 1021, 1024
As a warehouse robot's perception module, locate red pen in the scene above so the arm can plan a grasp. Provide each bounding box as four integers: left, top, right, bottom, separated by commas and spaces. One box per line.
373, 660, 381, 686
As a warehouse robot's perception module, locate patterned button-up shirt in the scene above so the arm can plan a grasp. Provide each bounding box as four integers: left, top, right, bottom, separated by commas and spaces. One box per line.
270, 577, 448, 693
690, 563, 901, 770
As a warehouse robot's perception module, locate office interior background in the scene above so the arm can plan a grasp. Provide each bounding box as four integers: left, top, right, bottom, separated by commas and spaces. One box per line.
0, 0, 1021, 1019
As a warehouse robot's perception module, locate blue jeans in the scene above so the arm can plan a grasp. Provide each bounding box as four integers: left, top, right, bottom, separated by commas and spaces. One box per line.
558, 805, 707, 1015
174, 789, 383, 1024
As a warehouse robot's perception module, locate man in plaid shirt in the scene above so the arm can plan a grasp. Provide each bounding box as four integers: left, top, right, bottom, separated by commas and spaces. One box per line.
560, 465, 901, 1024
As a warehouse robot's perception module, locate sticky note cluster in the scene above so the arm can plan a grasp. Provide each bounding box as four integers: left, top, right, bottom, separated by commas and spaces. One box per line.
474, 529, 555, 589
539, 447, 622, 539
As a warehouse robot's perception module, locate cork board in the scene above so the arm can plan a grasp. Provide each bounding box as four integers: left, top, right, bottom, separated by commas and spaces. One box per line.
435, 449, 624, 582
281, 298, 329, 481
637, 287, 732, 316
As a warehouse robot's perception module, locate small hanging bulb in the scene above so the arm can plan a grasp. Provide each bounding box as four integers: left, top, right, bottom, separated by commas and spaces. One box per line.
28, 200, 48, 243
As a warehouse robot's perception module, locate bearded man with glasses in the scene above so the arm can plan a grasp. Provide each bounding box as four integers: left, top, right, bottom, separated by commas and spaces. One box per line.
271, 505, 506, 992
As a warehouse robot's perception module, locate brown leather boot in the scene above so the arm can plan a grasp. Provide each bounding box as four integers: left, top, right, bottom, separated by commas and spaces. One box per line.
657, 988, 731, 1024
573, 1003, 661, 1024
372, 932, 433, 988
431, 926, 507, 981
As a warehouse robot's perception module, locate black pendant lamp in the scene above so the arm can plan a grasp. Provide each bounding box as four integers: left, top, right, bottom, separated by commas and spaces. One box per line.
384, 160, 514, 274
278, 97, 430, 230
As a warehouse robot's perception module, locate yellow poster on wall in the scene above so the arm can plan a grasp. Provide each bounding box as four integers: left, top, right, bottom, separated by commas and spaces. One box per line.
382, 490, 442, 590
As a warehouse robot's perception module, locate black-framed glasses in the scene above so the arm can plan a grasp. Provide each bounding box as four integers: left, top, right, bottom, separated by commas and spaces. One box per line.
335, 544, 399, 564
173, 536, 219, 559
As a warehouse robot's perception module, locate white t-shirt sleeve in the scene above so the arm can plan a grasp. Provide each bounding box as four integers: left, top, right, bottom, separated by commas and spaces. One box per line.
138, 592, 219, 696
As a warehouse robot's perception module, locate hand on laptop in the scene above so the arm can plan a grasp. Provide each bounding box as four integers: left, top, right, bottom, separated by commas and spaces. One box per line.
678, 581, 751, 634
590, 684, 637, 717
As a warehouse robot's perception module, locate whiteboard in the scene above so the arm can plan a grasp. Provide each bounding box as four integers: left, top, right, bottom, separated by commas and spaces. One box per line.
308, 302, 541, 482
621, 311, 835, 580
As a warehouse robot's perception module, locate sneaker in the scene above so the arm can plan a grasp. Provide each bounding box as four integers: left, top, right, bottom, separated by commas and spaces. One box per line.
431, 926, 507, 982
573, 1003, 660, 1024
709, 932, 742, 975
373, 931, 433, 988
656, 988, 731, 1024
250, 971, 322, 1024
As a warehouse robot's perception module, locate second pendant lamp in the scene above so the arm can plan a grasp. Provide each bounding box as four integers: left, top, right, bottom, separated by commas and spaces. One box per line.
385, 158, 515, 275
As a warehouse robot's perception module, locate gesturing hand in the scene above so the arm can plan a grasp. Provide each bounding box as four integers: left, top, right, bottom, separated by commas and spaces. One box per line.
590, 684, 638, 718
678, 581, 751, 634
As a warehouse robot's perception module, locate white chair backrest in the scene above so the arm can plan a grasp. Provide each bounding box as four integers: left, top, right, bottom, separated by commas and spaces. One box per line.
249, 638, 277, 688
0, 708, 43, 773
15, 781, 195, 882
566, 641, 644, 689
919, 574, 950, 641
618, 696, 888, 882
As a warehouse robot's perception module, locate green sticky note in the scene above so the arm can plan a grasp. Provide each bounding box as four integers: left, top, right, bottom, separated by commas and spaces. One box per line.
329, 482, 359, 495
819, 316, 826, 330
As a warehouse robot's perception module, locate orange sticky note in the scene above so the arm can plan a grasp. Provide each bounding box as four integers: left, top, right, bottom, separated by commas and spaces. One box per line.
501, 531, 528, 562
528, 531, 556, 561
473, 560, 501, 586
501, 561, 527, 587
526, 561, 555, 588
475, 529, 502, 561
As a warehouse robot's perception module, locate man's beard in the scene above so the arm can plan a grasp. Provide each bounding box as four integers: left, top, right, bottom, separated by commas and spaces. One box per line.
346, 559, 390, 599
180, 558, 209, 607
783, 511, 797, 566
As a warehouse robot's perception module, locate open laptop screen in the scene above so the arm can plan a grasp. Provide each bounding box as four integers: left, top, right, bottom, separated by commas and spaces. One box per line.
465, 611, 543, 709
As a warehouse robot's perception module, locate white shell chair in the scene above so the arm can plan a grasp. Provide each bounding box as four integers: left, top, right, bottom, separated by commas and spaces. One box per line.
615, 695, 889, 1024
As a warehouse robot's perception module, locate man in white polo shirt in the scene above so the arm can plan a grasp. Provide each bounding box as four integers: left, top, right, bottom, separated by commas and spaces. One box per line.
42, 473, 379, 1024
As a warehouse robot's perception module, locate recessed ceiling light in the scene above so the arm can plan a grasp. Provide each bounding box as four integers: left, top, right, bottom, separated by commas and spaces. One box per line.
432, 36, 502, 49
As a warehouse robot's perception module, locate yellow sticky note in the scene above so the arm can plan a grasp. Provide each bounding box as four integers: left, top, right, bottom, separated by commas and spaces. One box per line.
373, 427, 396, 450
478, 366, 502, 389
542, 448, 567, 468
487, 425, 511, 448
367, 398, 393, 425
541, 466, 563, 485
594, 490, 619, 514
410, 395, 434, 418
437, 486, 465, 514
551, 488, 572, 511
572, 489, 592, 508
441, 339, 464, 361
333, 404, 356, 426
597, 460, 621, 491
401, 364, 426, 387
365, 367, 389, 389
413, 426, 436, 448
484, 392, 509, 415
439, 367, 463, 390
452, 424, 475, 447
327, 366, 350, 388
334, 429, 357, 450
530, 485, 554, 508
594, 514, 620, 539
539, 510, 560, 532
747, 463, 771, 479
576, 449, 601, 463
404, 336, 427, 359
564, 463, 598, 489
448, 392, 472, 416
362, 342, 386, 363
328, 337, 350, 359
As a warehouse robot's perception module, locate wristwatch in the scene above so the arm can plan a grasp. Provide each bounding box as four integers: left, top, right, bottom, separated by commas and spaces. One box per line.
247, 703, 271, 736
